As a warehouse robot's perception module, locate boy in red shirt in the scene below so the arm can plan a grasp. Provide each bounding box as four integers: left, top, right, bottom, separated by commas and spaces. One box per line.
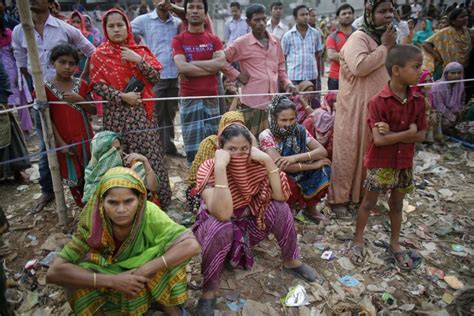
350, 45, 427, 270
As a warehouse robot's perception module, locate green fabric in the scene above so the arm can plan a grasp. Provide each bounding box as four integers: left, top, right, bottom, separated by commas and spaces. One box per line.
465, 103, 474, 121
59, 167, 189, 314
82, 131, 123, 204
413, 20, 434, 46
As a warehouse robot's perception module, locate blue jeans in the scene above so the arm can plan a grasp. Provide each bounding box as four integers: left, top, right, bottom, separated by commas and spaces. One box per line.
34, 110, 53, 194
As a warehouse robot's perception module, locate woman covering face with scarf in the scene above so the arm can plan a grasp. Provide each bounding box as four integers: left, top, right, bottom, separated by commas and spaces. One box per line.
193, 122, 317, 315
329, 0, 396, 217
259, 95, 331, 224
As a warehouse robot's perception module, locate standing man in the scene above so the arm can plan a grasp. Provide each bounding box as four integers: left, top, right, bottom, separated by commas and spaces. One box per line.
131, 0, 183, 157
281, 5, 323, 89
12, 0, 95, 213
224, 2, 250, 45
326, 3, 355, 91
411, 0, 423, 23
223, 3, 297, 136
172, 0, 225, 165
266, 1, 288, 41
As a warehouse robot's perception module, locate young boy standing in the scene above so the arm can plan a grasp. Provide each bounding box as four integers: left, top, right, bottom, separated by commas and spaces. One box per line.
350, 45, 427, 270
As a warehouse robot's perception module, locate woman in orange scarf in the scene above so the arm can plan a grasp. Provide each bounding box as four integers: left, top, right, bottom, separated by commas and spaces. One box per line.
193, 123, 317, 315
90, 9, 171, 206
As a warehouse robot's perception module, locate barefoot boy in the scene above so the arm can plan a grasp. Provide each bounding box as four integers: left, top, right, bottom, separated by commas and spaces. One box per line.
350, 45, 427, 270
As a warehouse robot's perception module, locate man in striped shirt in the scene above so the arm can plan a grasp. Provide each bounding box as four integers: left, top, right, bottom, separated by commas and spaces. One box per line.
281, 4, 323, 88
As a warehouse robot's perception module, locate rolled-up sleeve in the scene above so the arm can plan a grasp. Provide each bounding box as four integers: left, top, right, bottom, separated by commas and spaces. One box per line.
67, 24, 95, 57
12, 26, 27, 68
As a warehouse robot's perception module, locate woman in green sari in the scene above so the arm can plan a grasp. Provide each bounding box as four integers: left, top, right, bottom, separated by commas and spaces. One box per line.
46, 167, 201, 315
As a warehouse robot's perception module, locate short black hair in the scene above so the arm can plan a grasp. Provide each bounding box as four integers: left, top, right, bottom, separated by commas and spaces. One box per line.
336, 3, 354, 16
49, 44, 80, 65
246, 3, 265, 21
385, 45, 422, 76
293, 4, 308, 18
230, 2, 240, 10
219, 124, 252, 149
184, 0, 208, 15
270, 2, 283, 10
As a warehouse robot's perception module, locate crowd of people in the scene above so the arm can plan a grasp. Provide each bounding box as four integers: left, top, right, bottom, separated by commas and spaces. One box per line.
0, 0, 473, 315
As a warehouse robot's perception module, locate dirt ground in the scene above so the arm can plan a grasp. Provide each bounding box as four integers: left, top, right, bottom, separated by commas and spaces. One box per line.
1, 125, 473, 315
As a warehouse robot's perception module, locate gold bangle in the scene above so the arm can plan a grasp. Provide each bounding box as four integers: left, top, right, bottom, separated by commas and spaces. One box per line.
269, 168, 279, 174
93, 272, 96, 288
215, 184, 228, 189
307, 152, 311, 160
298, 163, 302, 171
162, 256, 169, 269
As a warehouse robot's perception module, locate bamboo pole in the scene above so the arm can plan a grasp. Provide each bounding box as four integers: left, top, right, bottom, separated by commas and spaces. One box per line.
17, 0, 68, 225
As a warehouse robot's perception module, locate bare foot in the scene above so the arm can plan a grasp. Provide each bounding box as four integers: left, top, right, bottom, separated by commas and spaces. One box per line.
32, 192, 55, 214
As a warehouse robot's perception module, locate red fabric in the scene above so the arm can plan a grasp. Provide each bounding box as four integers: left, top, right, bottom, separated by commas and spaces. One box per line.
0, 28, 12, 48
364, 83, 428, 169
69, 11, 91, 38
302, 117, 333, 159
287, 177, 327, 208
326, 31, 351, 80
45, 80, 94, 186
172, 31, 223, 97
196, 154, 290, 230
90, 9, 162, 121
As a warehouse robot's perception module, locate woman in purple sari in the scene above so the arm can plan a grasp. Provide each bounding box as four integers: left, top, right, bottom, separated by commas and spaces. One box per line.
0, 19, 33, 135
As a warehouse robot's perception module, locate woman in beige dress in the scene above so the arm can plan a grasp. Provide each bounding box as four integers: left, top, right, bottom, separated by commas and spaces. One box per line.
329, 0, 396, 216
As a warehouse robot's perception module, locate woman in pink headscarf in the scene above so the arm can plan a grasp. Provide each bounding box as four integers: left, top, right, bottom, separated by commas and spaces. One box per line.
431, 62, 466, 132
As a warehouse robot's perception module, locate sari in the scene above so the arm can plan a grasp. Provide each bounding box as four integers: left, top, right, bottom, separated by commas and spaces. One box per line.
69, 11, 94, 73
45, 78, 93, 206
423, 26, 473, 74
431, 62, 466, 130
60, 167, 190, 315
413, 19, 434, 46
82, 131, 161, 205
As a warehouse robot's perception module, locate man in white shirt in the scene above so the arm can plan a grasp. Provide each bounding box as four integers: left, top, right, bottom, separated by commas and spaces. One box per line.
410, 0, 423, 23
12, 0, 95, 213
266, 1, 288, 40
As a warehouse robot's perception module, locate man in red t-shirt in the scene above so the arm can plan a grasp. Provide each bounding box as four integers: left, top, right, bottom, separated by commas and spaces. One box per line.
172, 0, 225, 165
326, 3, 355, 91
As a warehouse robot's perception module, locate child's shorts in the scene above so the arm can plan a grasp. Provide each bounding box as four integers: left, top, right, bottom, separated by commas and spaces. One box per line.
364, 168, 414, 194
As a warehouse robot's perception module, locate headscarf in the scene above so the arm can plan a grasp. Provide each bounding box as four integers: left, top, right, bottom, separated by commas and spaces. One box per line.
82, 131, 123, 204
359, 0, 394, 45
90, 9, 162, 121
188, 111, 245, 186
70, 11, 91, 38
268, 95, 300, 153
413, 19, 434, 45
412, 70, 432, 95
196, 125, 290, 230
84, 14, 104, 46
60, 166, 187, 273
432, 62, 466, 115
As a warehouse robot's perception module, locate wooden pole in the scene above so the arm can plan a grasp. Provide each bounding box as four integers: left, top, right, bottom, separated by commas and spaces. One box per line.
17, 0, 68, 225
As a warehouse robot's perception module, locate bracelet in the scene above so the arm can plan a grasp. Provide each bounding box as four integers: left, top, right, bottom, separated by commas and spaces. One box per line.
93, 272, 96, 288
162, 255, 169, 269
269, 168, 279, 174
215, 184, 228, 189
307, 152, 311, 160
298, 163, 302, 171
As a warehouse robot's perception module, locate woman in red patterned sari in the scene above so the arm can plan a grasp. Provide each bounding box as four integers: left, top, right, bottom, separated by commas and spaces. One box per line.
89, 9, 171, 206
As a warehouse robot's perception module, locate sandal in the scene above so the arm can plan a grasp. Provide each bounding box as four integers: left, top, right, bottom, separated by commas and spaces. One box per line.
32, 192, 55, 214
196, 298, 216, 316
349, 243, 366, 266
388, 248, 415, 271
283, 263, 319, 283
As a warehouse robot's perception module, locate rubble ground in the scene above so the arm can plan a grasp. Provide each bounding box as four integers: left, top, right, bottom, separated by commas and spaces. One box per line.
1, 139, 473, 315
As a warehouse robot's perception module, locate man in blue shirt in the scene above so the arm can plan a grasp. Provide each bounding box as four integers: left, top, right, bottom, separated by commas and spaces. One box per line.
224, 2, 250, 45
132, 0, 183, 156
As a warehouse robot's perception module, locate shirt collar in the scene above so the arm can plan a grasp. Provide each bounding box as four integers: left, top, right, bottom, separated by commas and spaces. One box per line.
289, 25, 314, 33
150, 10, 173, 22
230, 16, 246, 22
249, 31, 277, 47
266, 20, 284, 29
379, 82, 421, 100
45, 14, 60, 28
